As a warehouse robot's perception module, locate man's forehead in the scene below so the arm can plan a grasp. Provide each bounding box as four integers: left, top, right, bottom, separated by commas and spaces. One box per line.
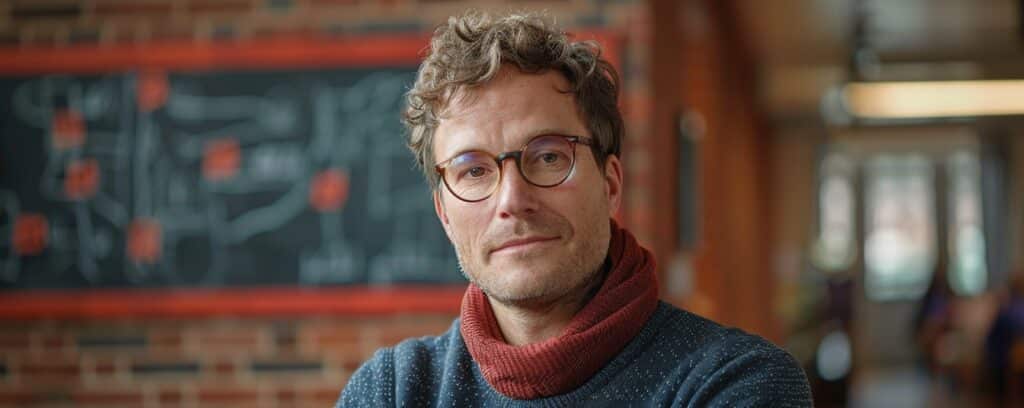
431, 68, 584, 161
439, 67, 572, 118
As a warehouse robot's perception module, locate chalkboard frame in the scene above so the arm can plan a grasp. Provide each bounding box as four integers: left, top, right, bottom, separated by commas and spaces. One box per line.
0, 30, 622, 319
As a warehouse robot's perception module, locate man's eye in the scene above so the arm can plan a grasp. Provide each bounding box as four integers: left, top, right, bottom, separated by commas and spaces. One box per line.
467, 167, 487, 178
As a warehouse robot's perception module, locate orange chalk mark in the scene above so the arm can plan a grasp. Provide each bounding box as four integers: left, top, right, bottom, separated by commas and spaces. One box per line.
64, 158, 100, 200
127, 218, 162, 264
12, 213, 49, 256
137, 70, 169, 112
309, 169, 350, 212
52, 110, 85, 150
202, 138, 241, 182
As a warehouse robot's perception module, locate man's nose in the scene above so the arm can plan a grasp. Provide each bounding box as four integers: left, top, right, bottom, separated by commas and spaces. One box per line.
493, 158, 539, 219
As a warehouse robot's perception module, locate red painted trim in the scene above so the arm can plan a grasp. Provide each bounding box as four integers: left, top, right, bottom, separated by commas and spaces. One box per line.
0, 34, 433, 74
0, 31, 621, 75
0, 285, 467, 320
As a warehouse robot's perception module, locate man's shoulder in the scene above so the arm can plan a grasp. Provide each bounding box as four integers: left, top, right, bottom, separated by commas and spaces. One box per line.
647, 301, 804, 372
396, 319, 462, 363
337, 319, 464, 407
631, 302, 812, 406
654, 301, 787, 354
370, 318, 462, 369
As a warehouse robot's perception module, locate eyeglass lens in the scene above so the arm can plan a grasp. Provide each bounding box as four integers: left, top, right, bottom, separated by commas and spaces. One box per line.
443, 135, 576, 201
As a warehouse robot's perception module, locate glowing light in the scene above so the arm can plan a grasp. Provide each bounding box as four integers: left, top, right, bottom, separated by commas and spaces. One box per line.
842, 80, 1024, 119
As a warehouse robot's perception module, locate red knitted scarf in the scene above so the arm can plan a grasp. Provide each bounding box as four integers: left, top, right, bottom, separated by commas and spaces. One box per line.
459, 220, 659, 399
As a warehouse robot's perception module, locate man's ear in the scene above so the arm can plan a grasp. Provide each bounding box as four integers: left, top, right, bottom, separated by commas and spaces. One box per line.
603, 155, 624, 217
433, 188, 452, 237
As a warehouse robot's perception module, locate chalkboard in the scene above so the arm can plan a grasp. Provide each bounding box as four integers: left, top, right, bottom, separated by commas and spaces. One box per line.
0, 65, 462, 289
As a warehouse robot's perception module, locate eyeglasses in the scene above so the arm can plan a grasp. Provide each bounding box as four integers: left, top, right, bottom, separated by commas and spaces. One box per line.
435, 134, 595, 202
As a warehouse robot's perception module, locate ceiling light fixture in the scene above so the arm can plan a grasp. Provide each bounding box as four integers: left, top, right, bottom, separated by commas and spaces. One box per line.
840, 79, 1024, 120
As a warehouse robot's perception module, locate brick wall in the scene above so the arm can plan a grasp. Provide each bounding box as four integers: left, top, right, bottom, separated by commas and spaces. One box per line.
0, 314, 456, 406
1, 0, 657, 406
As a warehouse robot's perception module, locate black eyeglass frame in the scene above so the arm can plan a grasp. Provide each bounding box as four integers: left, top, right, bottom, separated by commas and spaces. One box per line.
434, 134, 596, 203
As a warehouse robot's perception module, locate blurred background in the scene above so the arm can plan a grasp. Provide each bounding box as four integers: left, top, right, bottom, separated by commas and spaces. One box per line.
0, 0, 1023, 406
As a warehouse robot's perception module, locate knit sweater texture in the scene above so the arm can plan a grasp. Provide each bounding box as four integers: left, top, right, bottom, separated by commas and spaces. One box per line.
336, 301, 813, 407
459, 219, 660, 399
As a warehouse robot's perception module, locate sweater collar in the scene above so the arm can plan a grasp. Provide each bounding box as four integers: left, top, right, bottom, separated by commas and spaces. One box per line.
459, 220, 659, 399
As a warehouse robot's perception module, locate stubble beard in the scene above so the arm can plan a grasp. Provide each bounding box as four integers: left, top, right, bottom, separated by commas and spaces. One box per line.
454, 213, 610, 309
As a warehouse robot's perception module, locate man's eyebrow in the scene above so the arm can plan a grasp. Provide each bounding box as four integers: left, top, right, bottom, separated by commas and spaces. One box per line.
438, 136, 488, 165
438, 127, 583, 164
522, 128, 584, 141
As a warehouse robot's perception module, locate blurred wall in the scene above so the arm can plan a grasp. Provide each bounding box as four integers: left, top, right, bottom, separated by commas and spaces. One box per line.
651, 0, 780, 341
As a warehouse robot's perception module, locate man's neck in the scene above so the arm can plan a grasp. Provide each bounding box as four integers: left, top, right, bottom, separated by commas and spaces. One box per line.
487, 270, 606, 346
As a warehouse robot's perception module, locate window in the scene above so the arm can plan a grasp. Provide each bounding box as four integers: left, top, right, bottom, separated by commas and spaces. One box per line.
946, 151, 987, 296
812, 153, 857, 272
863, 154, 936, 301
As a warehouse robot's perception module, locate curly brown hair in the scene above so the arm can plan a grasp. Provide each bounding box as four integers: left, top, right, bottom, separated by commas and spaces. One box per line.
403, 11, 624, 188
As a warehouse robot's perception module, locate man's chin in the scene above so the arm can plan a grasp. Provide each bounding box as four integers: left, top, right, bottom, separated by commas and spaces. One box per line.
483, 287, 560, 308
469, 259, 581, 306
474, 276, 558, 306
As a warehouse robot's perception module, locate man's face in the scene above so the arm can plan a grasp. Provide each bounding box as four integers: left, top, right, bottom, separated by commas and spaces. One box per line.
432, 67, 623, 306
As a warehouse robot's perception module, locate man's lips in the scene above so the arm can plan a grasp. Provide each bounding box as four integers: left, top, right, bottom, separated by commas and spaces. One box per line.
490, 236, 560, 254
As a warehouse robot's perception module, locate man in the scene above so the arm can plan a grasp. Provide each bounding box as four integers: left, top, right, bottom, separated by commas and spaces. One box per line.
338, 11, 812, 407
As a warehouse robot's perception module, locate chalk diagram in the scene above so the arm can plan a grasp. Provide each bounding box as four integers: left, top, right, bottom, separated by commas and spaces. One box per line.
0, 68, 459, 288
2, 75, 131, 286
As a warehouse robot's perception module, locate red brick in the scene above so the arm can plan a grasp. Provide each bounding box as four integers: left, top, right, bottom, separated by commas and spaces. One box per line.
336, 372, 351, 389
197, 388, 259, 406
273, 329, 298, 354
313, 327, 376, 369
93, 1, 174, 16
149, 331, 184, 353
340, 356, 364, 374
71, 390, 143, 405
11, 3, 81, 19
21, 362, 79, 376
308, 325, 362, 343
209, 360, 236, 376
23, 28, 62, 45
0, 333, 30, 353
299, 387, 341, 405
130, 360, 200, 377
193, 328, 263, 352
36, 333, 69, 350
376, 318, 451, 347
302, 324, 363, 354
0, 390, 41, 405
19, 362, 80, 385
307, 0, 359, 5
148, 25, 195, 42
90, 356, 119, 376
158, 389, 183, 405
188, 0, 252, 14
276, 388, 297, 404
251, 26, 316, 39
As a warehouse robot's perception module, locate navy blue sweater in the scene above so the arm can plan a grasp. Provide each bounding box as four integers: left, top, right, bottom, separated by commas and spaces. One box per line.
337, 302, 812, 407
